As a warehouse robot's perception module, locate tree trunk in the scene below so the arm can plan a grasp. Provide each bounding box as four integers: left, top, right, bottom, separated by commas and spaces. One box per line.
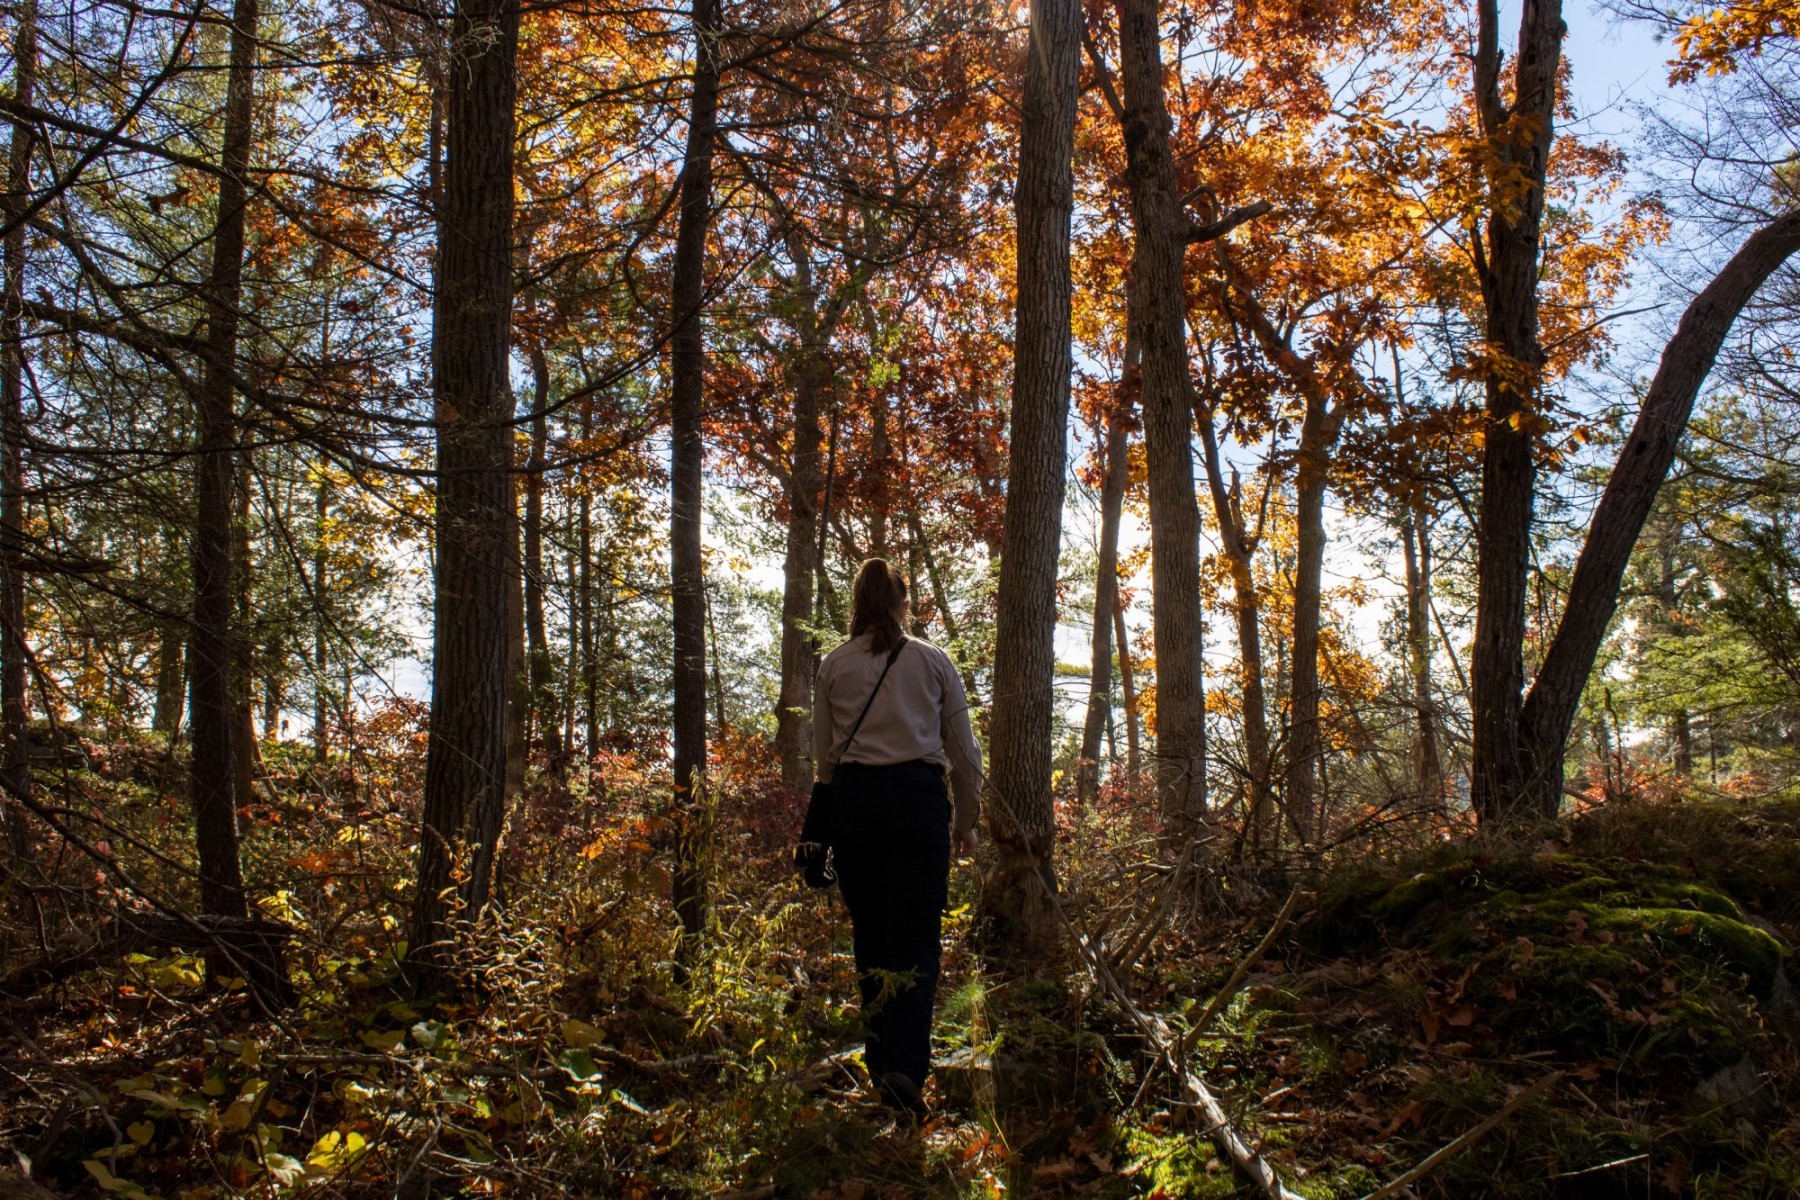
1116, 0, 1207, 840
153, 621, 186, 738
408, 0, 518, 988
776, 240, 824, 794
312, 476, 329, 763
1401, 503, 1442, 809
1516, 208, 1800, 814
578, 408, 597, 756
188, 0, 259, 920
232, 455, 257, 808
0, 0, 34, 862
668, 0, 722, 954
262, 633, 282, 740
1287, 394, 1330, 842
505, 505, 527, 810
1225, 289, 1344, 844
980, 0, 1078, 962
1467, 0, 1564, 825
524, 346, 559, 756
1078, 331, 1135, 810
1651, 536, 1694, 776
1115, 599, 1141, 797
1196, 398, 1274, 843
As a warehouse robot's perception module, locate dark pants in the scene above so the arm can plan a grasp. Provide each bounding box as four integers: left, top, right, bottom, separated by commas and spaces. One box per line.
832, 759, 952, 1089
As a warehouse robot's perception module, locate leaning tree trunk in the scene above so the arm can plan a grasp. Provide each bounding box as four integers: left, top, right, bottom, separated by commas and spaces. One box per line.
407, 0, 519, 990
1, 0, 36, 862
188, 0, 259, 920
980, 0, 1078, 962
1117, 0, 1207, 841
1467, 0, 1563, 825
1516, 208, 1800, 816
775, 238, 824, 794
668, 0, 722, 955
1077, 332, 1135, 810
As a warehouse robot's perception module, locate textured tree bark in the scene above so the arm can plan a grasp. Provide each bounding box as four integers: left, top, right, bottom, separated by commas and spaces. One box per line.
981, 0, 1078, 962
1401, 505, 1442, 810
776, 237, 823, 794
1116, 0, 1207, 839
668, 0, 722, 954
188, 0, 259, 919
1467, 0, 1563, 825
1287, 394, 1330, 842
408, 0, 518, 989
1077, 333, 1135, 810
1196, 399, 1272, 843
1517, 208, 1800, 815
153, 622, 186, 738
0, 0, 34, 862
524, 346, 558, 756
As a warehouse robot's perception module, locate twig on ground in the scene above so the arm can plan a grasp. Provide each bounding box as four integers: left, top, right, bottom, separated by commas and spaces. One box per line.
1356, 1071, 1562, 1200
779, 1045, 864, 1092
1180, 883, 1304, 1057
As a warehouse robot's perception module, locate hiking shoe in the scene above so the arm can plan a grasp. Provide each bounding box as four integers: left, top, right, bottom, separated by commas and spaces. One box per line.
876, 1070, 927, 1118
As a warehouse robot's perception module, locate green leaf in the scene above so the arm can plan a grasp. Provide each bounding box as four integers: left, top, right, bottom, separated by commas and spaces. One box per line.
557, 1047, 601, 1081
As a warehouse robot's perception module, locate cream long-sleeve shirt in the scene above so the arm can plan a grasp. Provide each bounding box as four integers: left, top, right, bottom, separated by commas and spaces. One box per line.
812, 633, 982, 834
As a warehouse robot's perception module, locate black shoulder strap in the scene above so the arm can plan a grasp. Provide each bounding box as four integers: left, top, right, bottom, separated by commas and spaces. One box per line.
842, 637, 909, 756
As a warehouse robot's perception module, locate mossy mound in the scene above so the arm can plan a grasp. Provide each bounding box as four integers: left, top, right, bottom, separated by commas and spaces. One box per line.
1267, 801, 1800, 1195
1313, 842, 1785, 1086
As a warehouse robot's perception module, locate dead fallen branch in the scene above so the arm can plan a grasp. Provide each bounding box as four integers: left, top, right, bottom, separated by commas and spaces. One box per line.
1056, 873, 1307, 1200
1356, 1071, 1562, 1200
270, 1045, 725, 1081
0, 912, 295, 1004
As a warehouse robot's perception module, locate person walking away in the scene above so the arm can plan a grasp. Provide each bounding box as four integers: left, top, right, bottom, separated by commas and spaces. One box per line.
812, 558, 981, 1116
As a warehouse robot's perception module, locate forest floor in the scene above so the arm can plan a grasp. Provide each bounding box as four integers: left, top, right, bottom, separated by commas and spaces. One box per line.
2, 732, 1798, 1199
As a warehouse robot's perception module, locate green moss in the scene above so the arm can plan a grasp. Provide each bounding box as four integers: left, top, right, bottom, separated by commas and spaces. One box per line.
1119, 1127, 1241, 1198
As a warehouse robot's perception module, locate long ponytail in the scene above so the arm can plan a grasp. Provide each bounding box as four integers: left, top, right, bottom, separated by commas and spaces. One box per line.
850, 558, 908, 654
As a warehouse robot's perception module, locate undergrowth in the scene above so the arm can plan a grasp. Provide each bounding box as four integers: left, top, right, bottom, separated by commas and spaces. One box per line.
3, 727, 1799, 1197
